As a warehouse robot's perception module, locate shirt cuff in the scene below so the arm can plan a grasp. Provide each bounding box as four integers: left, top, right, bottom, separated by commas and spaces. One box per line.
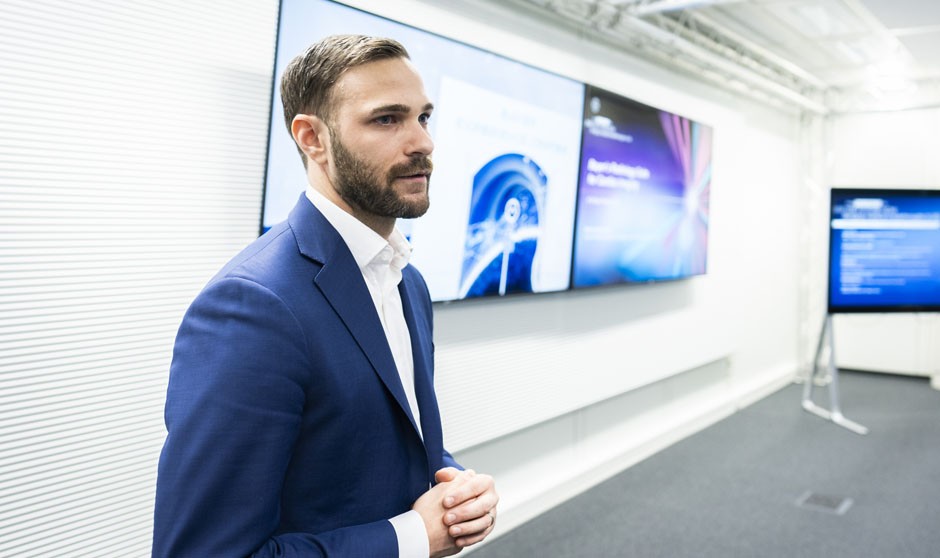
389, 510, 430, 558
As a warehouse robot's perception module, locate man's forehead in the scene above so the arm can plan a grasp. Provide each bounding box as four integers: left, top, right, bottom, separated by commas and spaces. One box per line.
333, 57, 430, 108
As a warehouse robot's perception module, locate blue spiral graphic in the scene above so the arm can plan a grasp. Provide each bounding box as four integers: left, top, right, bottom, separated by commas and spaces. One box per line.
460, 153, 547, 298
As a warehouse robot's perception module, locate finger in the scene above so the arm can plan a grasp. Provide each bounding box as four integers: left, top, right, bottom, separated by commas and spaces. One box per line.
442, 473, 478, 497
442, 473, 493, 508
447, 510, 494, 538
454, 519, 495, 548
436, 468, 477, 486
444, 496, 497, 526
434, 467, 460, 483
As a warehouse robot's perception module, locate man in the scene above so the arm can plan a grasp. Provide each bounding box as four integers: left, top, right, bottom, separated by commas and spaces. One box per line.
152, 35, 498, 557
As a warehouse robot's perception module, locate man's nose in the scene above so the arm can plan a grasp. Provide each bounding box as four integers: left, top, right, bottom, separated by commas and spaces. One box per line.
405, 120, 434, 156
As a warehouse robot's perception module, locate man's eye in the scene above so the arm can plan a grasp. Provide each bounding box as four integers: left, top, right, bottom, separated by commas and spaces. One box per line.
418, 113, 431, 125
375, 115, 395, 125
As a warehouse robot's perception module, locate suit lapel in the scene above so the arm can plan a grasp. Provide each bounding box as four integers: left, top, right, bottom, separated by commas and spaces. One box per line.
400, 272, 443, 472
288, 196, 422, 440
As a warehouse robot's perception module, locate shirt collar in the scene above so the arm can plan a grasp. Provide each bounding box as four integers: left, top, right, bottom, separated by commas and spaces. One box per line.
305, 185, 412, 273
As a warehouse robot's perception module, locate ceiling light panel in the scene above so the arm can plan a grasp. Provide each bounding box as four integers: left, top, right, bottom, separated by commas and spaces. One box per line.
768, 0, 871, 39
857, 0, 940, 30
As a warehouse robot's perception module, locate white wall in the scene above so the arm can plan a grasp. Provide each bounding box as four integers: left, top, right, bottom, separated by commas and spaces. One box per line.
0, 0, 806, 555
0, 1, 280, 555
827, 110, 940, 386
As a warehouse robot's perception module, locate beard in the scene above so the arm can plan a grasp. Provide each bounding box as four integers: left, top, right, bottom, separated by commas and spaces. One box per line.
330, 132, 432, 220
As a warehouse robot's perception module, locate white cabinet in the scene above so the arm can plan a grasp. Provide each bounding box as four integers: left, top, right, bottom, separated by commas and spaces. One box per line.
833, 313, 940, 389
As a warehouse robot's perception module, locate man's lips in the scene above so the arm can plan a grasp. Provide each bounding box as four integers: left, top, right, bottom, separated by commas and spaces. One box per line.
391, 158, 432, 184
396, 171, 430, 181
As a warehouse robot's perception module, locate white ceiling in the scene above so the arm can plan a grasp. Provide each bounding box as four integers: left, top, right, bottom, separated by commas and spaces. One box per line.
498, 0, 940, 113
703, 0, 940, 109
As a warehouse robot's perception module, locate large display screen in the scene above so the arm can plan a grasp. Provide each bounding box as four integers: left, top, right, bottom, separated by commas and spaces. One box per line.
828, 188, 940, 313
263, 0, 585, 302
571, 86, 713, 287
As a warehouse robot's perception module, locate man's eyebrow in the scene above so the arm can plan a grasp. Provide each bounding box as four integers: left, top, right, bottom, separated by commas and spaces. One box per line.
368, 102, 435, 116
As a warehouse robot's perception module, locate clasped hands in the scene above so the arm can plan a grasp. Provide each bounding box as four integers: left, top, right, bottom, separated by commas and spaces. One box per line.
413, 467, 498, 557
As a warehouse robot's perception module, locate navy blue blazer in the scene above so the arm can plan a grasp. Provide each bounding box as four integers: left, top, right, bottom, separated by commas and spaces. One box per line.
153, 195, 458, 557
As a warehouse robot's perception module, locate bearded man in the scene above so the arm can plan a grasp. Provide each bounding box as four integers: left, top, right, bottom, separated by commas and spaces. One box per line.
152, 35, 498, 558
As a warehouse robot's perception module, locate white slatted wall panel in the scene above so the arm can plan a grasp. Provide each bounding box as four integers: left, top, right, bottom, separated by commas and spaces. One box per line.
0, 1, 278, 555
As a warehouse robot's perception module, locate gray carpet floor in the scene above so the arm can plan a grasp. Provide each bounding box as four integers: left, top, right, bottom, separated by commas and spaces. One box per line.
472, 371, 940, 557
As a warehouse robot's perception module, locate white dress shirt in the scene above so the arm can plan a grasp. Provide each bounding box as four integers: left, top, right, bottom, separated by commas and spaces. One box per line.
305, 186, 429, 558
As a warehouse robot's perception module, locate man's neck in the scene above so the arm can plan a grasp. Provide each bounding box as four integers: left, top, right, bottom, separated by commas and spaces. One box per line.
350, 210, 395, 240
308, 181, 395, 239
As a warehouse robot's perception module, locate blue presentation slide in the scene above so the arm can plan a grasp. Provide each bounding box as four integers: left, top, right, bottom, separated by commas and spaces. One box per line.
829, 190, 940, 310
572, 87, 712, 286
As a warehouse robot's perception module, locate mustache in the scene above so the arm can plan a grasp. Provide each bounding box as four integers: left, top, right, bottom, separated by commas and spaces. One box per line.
390, 155, 433, 178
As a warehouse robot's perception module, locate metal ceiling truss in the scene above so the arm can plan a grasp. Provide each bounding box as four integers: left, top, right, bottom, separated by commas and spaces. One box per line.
505, 0, 830, 113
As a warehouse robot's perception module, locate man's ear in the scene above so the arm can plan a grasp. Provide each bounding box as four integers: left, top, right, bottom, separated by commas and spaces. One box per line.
291, 114, 330, 166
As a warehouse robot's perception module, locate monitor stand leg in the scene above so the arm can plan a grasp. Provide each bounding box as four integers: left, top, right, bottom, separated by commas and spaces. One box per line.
801, 314, 869, 435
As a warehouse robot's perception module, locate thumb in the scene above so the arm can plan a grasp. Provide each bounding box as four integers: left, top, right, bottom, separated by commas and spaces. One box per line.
434, 467, 462, 483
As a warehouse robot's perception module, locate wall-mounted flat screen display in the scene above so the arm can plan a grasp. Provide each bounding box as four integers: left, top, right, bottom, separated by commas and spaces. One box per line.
263, 0, 585, 302
828, 188, 940, 313
571, 86, 713, 287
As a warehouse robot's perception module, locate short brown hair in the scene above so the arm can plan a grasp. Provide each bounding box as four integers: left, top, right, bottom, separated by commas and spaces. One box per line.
280, 34, 410, 165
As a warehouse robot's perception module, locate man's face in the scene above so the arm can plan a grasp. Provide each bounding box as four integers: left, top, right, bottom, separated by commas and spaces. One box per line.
326, 57, 434, 221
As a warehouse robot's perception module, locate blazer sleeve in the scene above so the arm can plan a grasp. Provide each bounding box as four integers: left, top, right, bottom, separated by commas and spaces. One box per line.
442, 449, 461, 471
152, 276, 398, 558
